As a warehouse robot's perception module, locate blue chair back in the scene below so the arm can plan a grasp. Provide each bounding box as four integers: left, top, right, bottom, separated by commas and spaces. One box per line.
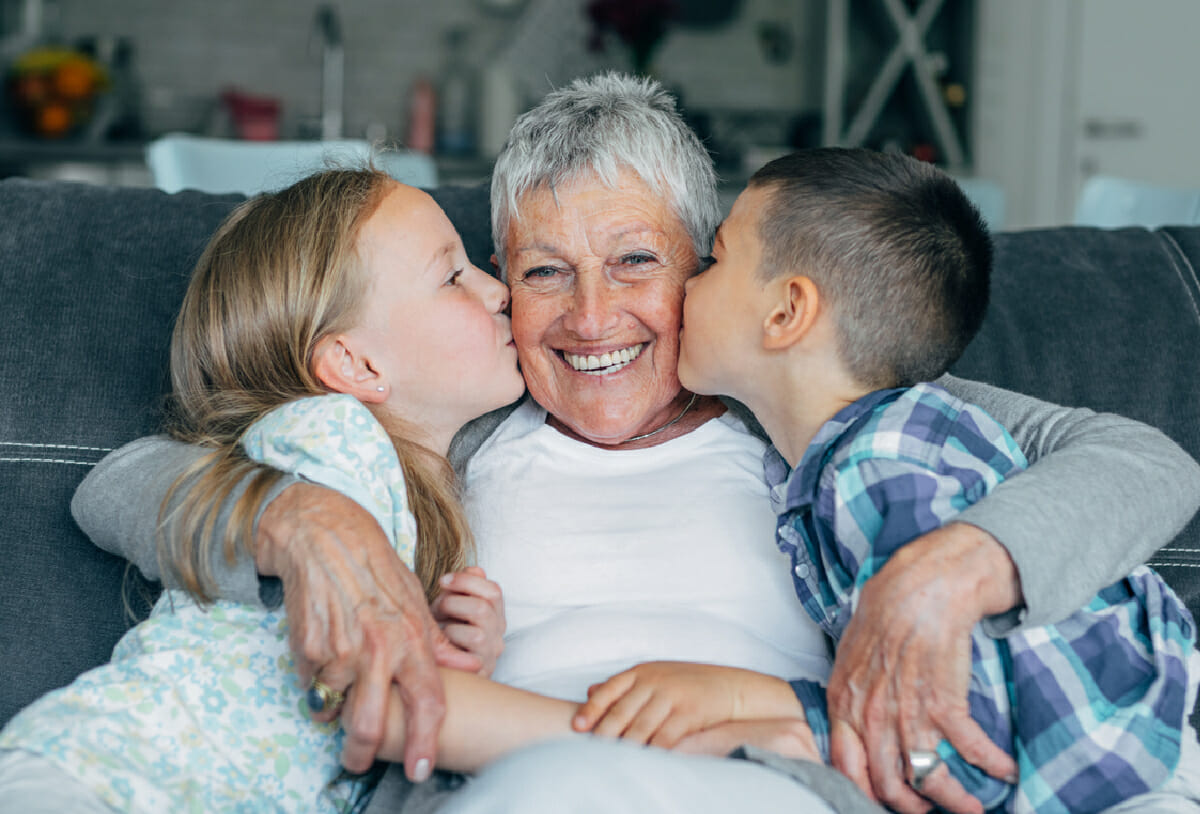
145, 134, 438, 194
1073, 176, 1200, 228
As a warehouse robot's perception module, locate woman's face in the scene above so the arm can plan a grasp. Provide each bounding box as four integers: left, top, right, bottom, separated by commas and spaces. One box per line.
504, 170, 699, 445
352, 184, 524, 438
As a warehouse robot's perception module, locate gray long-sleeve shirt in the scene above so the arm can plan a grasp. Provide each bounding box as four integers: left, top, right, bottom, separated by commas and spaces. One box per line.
72, 374, 1200, 633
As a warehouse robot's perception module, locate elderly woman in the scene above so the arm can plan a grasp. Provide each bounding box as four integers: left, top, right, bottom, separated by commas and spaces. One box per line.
74, 74, 1200, 814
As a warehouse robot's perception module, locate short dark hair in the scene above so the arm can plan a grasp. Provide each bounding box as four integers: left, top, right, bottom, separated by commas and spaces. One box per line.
748, 148, 992, 389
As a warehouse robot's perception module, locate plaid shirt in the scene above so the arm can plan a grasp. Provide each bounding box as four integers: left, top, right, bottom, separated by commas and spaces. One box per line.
768, 383, 1195, 813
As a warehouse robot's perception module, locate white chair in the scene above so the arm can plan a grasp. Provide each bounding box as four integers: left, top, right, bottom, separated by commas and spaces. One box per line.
145, 133, 438, 195
1073, 175, 1200, 228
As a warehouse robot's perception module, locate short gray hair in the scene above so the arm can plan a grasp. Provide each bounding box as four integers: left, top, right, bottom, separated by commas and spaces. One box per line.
490, 72, 720, 277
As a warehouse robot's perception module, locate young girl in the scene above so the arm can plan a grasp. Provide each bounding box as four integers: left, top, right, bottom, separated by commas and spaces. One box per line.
0, 169, 558, 812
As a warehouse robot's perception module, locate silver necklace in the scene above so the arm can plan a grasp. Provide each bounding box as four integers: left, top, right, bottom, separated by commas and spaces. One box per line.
624, 392, 700, 443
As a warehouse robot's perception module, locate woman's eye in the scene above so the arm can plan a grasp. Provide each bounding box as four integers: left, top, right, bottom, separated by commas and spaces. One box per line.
522, 266, 560, 280
621, 253, 655, 266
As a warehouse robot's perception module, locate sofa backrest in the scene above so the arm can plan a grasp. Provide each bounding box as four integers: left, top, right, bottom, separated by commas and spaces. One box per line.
0, 177, 1197, 729
951, 224, 1200, 588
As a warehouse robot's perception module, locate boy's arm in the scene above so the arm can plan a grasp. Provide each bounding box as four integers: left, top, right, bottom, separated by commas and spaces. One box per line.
937, 373, 1200, 630
571, 661, 806, 747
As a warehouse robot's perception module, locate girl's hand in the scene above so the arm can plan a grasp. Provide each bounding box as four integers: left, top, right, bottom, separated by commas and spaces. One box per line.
674, 718, 823, 761
573, 662, 801, 748
431, 566, 506, 677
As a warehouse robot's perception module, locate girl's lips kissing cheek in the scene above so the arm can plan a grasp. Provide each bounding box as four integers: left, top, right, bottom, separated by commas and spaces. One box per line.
557, 342, 645, 376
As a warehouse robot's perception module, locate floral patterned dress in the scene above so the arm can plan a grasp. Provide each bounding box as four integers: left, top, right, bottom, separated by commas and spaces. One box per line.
0, 395, 415, 813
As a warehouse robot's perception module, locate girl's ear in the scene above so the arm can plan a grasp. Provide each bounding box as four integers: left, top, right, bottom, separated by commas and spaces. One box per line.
312, 335, 387, 402
763, 275, 821, 351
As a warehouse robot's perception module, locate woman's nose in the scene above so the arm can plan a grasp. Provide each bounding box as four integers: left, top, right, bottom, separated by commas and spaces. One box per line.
563, 273, 621, 338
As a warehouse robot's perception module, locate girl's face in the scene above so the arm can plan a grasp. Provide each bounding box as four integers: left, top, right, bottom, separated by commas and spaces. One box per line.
351, 184, 524, 442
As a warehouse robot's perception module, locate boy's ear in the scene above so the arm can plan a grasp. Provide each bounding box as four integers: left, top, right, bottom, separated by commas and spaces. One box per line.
490, 254, 500, 275
312, 335, 387, 402
762, 275, 821, 351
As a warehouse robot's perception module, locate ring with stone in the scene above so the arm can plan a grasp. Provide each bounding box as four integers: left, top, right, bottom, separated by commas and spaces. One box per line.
907, 749, 943, 793
306, 677, 346, 714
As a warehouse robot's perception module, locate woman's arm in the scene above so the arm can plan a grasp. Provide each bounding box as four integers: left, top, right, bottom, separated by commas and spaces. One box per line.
939, 373, 1200, 630
71, 434, 289, 604
825, 375, 1200, 814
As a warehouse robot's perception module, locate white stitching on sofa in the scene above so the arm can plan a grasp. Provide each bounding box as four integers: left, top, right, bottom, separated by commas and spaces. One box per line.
1158, 231, 1200, 323
0, 442, 113, 452
0, 457, 97, 465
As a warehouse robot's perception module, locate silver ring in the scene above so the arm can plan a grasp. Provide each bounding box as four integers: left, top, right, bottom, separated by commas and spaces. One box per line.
908, 749, 942, 793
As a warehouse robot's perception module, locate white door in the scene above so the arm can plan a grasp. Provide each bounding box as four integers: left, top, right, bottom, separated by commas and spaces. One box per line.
972, 0, 1200, 228
1070, 0, 1200, 194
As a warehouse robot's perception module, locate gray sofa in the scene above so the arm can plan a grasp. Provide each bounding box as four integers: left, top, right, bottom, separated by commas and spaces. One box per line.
1, 177, 1199, 734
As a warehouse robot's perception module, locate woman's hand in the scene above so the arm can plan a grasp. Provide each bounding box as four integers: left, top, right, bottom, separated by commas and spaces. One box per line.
255, 482, 480, 779
674, 718, 822, 762
431, 566, 506, 677
826, 522, 1019, 814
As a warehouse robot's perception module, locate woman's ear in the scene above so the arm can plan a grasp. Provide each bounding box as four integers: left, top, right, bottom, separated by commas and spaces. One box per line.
312, 335, 387, 402
762, 275, 821, 351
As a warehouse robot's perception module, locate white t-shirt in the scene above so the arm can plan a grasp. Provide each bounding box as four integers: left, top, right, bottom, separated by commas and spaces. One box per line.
465, 399, 832, 702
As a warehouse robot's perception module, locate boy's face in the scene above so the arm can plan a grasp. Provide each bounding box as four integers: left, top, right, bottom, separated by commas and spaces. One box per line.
678, 185, 775, 400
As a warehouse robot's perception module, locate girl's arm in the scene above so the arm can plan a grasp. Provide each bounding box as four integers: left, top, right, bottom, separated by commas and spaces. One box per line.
377, 668, 581, 773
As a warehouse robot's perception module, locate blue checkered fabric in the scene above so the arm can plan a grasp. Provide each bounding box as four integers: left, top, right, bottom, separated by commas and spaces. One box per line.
769, 383, 1196, 813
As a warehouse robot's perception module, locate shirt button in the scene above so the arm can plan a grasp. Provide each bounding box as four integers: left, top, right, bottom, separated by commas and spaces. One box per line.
794, 563, 810, 579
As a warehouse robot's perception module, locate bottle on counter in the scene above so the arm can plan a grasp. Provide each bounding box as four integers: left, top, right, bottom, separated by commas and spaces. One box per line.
405, 76, 435, 155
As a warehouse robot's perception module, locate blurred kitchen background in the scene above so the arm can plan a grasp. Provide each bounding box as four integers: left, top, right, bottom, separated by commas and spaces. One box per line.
0, 0, 1196, 229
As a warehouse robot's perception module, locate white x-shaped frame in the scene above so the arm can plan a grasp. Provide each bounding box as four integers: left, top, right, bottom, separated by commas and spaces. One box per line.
822, 0, 966, 169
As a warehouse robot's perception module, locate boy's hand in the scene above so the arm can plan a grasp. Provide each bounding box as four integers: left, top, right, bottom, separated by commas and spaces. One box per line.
430, 566, 506, 677
675, 718, 822, 762
573, 662, 800, 748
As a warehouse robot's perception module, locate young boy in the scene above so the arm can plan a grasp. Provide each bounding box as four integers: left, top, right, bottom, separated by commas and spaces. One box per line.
575, 148, 1197, 812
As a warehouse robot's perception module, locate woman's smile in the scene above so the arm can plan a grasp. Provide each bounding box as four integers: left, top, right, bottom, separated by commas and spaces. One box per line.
559, 342, 646, 376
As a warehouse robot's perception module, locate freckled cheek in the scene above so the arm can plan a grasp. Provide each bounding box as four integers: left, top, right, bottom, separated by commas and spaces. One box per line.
510, 293, 561, 357
644, 290, 686, 349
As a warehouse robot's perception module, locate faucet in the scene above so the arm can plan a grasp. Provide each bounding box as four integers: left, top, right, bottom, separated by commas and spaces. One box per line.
314, 4, 343, 140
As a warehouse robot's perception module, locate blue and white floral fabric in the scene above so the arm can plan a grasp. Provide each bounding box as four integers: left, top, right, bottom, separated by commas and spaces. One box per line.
0, 395, 414, 813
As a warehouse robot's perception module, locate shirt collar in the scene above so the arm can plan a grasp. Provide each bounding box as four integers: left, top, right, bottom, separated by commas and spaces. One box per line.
767, 388, 907, 515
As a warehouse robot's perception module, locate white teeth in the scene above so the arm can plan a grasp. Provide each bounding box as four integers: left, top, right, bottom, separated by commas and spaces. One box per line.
564, 343, 644, 374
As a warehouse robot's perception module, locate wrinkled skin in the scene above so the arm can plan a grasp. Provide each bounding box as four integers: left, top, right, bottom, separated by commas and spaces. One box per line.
827, 523, 1021, 813
255, 483, 479, 780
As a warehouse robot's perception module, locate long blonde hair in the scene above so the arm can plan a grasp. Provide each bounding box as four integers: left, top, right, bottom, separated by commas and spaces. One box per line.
161, 168, 473, 604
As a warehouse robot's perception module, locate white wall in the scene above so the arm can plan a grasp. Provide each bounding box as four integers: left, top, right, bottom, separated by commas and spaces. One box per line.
41, 0, 823, 149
